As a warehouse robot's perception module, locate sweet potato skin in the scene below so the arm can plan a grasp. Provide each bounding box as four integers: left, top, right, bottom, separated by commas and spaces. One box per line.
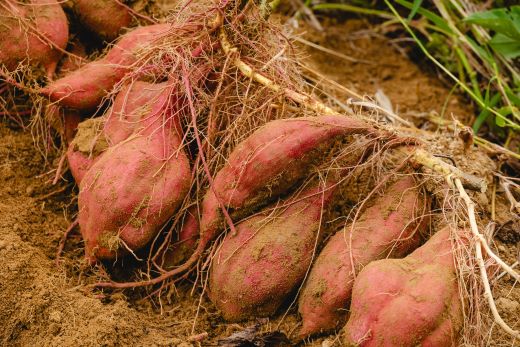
67, 81, 182, 185
42, 24, 170, 110
78, 128, 190, 261
298, 176, 428, 337
199, 115, 373, 247
209, 182, 335, 321
104, 81, 182, 145
73, 0, 132, 40
343, 226, 463, 346
0, 0, 68, 77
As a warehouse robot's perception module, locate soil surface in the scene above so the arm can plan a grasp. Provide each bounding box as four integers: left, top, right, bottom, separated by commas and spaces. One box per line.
1, 17, 518, 347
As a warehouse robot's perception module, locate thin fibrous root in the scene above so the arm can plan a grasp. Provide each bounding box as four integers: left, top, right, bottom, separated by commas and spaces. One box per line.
452, 177, 520, 339
219, 28, 486, 193
56, 219, 79, 266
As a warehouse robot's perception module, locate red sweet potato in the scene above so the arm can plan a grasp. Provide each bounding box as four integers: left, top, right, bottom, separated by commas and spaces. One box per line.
199, 114, 376, 251
209, 181, 335, 321
71, 0, 132, 40
42, 23, 170, 110
343, 226, 463, 346
78, 124, 190, 261
104, 80, 182, 145
298, 176, 428, 337
67, 118, 108, 184
0, 0, 68, 78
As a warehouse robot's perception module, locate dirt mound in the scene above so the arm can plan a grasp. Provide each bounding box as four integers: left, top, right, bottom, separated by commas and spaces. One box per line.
0, 231, 179, 346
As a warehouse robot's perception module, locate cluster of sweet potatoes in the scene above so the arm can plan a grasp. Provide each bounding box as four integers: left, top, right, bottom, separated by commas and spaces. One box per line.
205, 165, 463, 345
0, 1, 187, 263
193, 113, 464, 344
0, 2, 466, 344
0, 0, 141, 79
201, 130, 464, 344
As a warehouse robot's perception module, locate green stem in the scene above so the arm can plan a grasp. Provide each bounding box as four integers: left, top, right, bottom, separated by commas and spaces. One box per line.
312, 3, 394, 19
454, 46, 482, 101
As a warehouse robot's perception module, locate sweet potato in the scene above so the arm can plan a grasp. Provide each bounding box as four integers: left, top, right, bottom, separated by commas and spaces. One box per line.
67, 118, 108, 184
67, 80, 182, 185
209, 182, 335, 321
298, 176, 428, 337
198, 114, 376, 252
343, 226, 463, 346
78, 116, 190, 261
0, 0, 68, 78
42, 23, 170, 110
104, 80, 182, 145
71, 0, 132, 40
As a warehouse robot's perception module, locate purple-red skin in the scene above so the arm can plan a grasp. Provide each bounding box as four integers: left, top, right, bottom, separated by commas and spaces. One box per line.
0, 0, 68, 78
199, 114, 376, 249
73, 0, 132, 41
78, 126, 191, 262
41, 24, 171, 110
65, 80, 181, 184
209, 182, 336, 321
298, 176, 428, 337
104, 80, 182, 145
66, 80, 183, 185
343, 226, 463, 346
77, 79, 189, 261
67, 146, 98, 184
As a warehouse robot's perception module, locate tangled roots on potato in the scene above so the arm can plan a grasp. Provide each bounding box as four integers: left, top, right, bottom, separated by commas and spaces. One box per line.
0, 0, 68, 78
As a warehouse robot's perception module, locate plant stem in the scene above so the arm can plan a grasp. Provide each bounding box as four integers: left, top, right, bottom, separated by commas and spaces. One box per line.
312, 3, 394, 19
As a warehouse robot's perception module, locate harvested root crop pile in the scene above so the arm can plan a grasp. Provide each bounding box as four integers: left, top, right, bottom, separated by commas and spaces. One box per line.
0, 0, 519, 346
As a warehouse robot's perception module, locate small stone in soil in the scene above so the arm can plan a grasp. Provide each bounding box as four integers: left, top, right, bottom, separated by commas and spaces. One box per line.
26, 185, 35, 196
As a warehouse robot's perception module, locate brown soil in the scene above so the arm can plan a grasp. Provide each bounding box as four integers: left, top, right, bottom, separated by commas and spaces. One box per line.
297, 18, 474, 125
1, 18, 518, 347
